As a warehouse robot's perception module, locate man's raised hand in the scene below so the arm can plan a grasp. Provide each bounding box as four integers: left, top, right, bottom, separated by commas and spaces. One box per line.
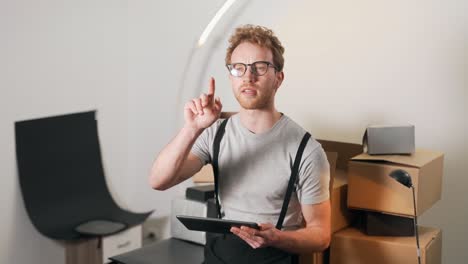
184, 77, 223, 130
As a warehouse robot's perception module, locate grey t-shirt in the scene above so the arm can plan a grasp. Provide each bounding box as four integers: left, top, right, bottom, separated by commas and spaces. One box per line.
191, 114, 330, 230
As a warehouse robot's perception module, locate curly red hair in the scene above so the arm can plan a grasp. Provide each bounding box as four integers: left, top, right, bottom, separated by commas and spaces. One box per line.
225, 25, 285, 71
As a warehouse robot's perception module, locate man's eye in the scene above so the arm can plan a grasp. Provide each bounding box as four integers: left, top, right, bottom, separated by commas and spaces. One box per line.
234, 64, 245, 71
256, 66, 267, 71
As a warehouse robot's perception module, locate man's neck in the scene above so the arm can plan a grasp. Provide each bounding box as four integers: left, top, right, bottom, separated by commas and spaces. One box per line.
238, 108, 282, 134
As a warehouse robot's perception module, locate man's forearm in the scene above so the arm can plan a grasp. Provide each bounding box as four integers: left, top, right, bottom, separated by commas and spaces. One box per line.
273, 226, 330, 254
149, 125, 203, 190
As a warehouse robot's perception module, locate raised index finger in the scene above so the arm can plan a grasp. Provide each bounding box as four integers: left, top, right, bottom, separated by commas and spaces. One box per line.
208, 77, 216, 98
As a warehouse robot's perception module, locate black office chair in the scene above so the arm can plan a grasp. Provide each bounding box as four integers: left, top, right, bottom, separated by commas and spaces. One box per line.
15, 110, 152, 240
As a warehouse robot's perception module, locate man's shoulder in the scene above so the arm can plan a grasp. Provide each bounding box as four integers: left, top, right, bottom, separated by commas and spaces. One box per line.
280, 115, 313, 138
281, 115, 322, 153
281, 115, 306, 133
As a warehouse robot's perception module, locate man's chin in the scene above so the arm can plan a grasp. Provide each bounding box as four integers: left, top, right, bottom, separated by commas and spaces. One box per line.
237, 99, 266, 110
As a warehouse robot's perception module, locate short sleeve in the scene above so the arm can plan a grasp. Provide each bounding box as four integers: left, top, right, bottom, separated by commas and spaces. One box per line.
296, 142, 330, 205
190, 119, 224, 165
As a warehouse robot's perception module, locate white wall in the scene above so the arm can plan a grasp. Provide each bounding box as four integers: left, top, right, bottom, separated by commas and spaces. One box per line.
125, 0, 228, 237
1, 1, 130, 263
1, 0, 467, 263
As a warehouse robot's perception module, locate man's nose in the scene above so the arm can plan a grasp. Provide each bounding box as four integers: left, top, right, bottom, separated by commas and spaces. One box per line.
242, 66, 257, 82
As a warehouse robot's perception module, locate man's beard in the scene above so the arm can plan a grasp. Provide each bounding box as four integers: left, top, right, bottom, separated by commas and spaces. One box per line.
235, 88, 275, 110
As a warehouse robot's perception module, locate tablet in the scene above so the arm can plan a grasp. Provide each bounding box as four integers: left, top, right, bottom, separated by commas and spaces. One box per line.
176, 215, 259, 234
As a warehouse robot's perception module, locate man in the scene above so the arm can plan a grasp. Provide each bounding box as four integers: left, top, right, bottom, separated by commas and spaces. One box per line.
150, 24, 330, 264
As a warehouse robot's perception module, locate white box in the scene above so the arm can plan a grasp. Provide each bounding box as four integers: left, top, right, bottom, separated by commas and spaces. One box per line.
102, 225, 142, 263
171, 198, 208, 245
363, 124, 415, 155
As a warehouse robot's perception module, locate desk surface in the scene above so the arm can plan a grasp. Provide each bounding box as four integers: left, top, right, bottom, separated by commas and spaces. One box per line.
109, 238, 204, 264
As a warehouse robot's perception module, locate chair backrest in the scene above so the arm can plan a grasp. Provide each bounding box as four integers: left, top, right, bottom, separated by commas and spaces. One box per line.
15, 111, 151, 240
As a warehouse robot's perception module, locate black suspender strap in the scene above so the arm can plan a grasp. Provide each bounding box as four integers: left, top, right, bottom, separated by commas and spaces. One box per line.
212, 118, 229, 219
276, 132, 311, 229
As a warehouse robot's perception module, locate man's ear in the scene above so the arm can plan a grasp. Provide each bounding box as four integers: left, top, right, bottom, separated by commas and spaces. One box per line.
275, 71, 284, 90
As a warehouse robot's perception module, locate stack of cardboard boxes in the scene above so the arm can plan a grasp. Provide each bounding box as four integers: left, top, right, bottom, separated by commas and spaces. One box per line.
330, 127, 444, 264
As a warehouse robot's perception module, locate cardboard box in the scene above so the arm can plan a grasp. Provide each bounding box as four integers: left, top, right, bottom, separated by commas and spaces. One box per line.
330, 226, 442, 264
301, 156, 354, 264
317, 140, 362, 234
363, 125, 415, 155
300, 251, 325, 264
327, 152, 338, 197
356, 210, 414, 236
317, 140, 363, 171
331, 169, 355, 234
348, 149, 444, 217
192, 164, 214, 183
300, 140, 362, 264
313, 150, 355, 233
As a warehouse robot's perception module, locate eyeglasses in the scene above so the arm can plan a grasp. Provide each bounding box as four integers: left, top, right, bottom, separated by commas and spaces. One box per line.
226, 61, 278, 77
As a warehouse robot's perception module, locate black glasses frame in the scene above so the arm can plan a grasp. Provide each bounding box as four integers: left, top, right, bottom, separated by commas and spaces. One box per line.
226, 61, 279, 77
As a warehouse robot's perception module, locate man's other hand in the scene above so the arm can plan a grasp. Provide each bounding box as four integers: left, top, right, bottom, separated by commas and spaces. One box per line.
230, 223, 280, 249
